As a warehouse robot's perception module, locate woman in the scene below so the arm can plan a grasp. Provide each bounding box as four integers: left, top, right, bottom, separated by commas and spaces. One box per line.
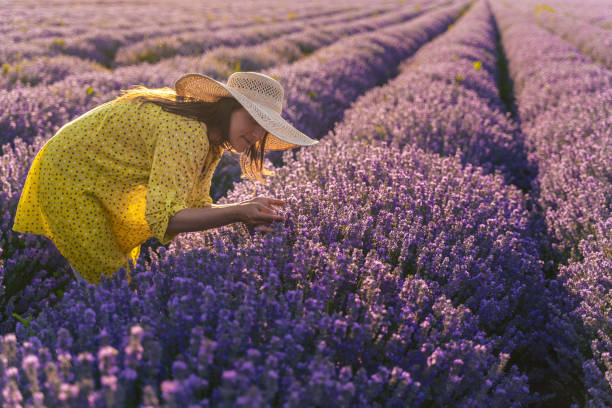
12, 71, 318, 285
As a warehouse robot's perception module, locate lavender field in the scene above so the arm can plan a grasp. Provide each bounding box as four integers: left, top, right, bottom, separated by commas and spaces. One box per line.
1, 0, 611, 406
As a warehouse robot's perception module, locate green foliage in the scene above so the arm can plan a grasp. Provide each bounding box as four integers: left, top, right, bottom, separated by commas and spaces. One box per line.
12, 312, 35, 337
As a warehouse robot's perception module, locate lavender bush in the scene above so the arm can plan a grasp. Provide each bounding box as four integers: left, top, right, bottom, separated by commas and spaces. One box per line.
507, 0, 612, 68
489, 0, 612, 260
523, 90, 611, 261
9, 138, 535, 407
557, 218, 612, 408
331, 0, 535, 190
527, 0, 612, 29
490, 0, 612, 404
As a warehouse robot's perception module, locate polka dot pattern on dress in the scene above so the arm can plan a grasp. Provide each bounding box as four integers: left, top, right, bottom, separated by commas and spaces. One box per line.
12, 99, 223, 285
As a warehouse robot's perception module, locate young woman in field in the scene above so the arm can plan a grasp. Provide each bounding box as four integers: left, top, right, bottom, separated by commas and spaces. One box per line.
12, 71, 318, 284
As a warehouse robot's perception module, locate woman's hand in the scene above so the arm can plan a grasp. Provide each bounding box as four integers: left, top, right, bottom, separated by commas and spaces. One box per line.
236, 196, 286, 234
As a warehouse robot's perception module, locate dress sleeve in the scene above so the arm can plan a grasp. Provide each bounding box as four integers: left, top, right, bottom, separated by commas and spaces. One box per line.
191, 144, 223, 208
192, 185, 213, 208
145, 118, 209, 245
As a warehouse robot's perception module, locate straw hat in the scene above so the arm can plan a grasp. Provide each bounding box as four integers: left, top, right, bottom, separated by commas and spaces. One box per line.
174, 71, 319, 151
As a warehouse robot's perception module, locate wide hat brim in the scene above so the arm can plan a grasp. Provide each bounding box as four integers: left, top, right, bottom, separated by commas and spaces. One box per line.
174, 73, 319, 151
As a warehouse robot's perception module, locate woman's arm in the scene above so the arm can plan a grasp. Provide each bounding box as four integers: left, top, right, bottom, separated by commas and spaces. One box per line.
166, 205, 241, 235
166, 198, 286, 236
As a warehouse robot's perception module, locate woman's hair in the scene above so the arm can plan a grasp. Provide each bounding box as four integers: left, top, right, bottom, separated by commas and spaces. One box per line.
110, 85, 274, 185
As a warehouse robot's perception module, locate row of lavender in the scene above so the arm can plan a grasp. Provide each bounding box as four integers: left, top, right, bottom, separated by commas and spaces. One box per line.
490, 0, 612, 406
520, 0, 612, 30
0, 0, 442, 151
1, 0, 362, 68
0, 1, 548, 405
504, 0, 612, 69
1, 0, 332, 41
0, 2, 410, 91
0, 0, 467, 349
110, 3, 409, 68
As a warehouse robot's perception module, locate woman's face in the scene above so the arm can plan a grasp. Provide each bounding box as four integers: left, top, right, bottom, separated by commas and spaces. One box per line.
228, 107, 267, 153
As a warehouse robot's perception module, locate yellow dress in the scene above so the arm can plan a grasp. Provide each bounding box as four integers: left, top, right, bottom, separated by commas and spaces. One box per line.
12, 99, 224, 284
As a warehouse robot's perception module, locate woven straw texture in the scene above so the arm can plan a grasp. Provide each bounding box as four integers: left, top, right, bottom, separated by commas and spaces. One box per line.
174, 72, 319, 151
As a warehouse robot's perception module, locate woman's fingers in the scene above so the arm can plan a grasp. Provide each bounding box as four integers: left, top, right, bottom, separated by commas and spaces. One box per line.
257, 203, 285, 219
258, 204, 276, 215
252, 203, 286, 223
267, 198, 285, 208
251, 197, 285, 209
243, 199, 286, 235
259, 212, 286, 223
261, 213, 286, 223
